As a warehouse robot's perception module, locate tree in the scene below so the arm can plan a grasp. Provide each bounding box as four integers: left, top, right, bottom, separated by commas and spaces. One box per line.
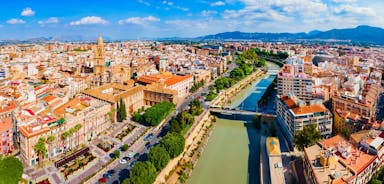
46, 135, 55, 160
123, 161, 157, 184
293, 124, 321, 151
160, 133, 185, 158
148, 145, 170, 171
0, 156, 23, 184
74, 124, 82, 146
61, 131, 70, 151
169, 120, 183, 134
177, 111, 195, 126
189, 99, 203, 116
121, 144, 129, 152
120, 98, 127, 121
113, 150, 120, 158
34, 137, 47, 168
253, 115, 261, 130
230, 68, 245, 80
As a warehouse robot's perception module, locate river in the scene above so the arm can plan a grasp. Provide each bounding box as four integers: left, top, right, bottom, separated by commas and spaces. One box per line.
187, 62, 280, 184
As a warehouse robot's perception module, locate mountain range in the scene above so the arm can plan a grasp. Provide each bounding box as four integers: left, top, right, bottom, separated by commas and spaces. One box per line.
198, 25, 384, 45
1, 25, 384, 45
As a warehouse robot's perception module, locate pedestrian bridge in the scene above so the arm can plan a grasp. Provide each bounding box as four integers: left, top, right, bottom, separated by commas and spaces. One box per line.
209, 105, 276, 118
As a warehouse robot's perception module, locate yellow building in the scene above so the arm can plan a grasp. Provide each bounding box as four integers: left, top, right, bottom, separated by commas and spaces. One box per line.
83, 83, 144, 115
266, 137, 281, 156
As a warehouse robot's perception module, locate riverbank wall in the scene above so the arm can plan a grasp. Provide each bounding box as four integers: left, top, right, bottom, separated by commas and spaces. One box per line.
212, 69, 266, 106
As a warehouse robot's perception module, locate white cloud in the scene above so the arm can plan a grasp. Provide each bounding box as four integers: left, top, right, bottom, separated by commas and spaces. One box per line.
21, 7, 35, 17
70, 16, 108, 26
118, 16, 160, 25
138, 0, 150, 6
333, 5, 376, 17
38, 17, 59, 24
175, 6, 189, 11
6, 19, 26, 24
211, 1, 225, 6
201, 10, 218, 17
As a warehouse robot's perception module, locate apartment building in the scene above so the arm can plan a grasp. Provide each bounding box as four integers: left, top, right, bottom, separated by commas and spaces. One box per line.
277, 64, 313, 102
276, 95, 333, 145
18, 95, 111, 166
0, 117, 14, 155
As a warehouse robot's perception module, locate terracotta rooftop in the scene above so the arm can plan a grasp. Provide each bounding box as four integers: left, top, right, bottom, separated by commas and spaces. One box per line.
83, 83, 143, 103
137, 73, 192, 87
291, 104, 327, 115
320, 135, 376, 175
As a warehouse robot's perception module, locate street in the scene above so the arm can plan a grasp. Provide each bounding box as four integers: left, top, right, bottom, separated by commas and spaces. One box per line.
104, 62, 237, 184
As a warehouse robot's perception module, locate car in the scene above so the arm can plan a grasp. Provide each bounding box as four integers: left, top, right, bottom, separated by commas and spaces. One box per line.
123, 156, 130, 161
119, 159, 127, 164
108, 169, 116, 175
103, 173, 112, 178
145, 142, 151, 148
144, 133, 154, 141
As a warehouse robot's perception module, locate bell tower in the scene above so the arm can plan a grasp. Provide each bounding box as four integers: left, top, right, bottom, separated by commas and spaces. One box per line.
94, 35, 106, 76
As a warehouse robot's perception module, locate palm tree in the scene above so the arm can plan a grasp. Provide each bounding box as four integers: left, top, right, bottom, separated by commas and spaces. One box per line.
46, 135, 55, 160
61, 131, 70, 152
34, 137, 47, 168
68, 128, 76, 149
74, 124, 82, 146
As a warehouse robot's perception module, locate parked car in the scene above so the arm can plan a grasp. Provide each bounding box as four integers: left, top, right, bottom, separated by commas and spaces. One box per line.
144, 133, 154, 141
119, 159, 127, 164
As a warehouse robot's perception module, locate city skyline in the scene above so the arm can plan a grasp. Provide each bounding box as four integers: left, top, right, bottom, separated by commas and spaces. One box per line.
0, 0, 384, 40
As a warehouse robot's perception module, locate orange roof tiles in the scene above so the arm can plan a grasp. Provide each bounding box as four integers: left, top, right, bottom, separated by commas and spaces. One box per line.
291, 104, 326, 115
281, 96, 297, 108
321, 135, 376, 175
137, 73, 192, 87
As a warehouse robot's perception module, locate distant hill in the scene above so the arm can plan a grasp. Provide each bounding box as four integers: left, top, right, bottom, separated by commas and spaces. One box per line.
198, 25, 384, 45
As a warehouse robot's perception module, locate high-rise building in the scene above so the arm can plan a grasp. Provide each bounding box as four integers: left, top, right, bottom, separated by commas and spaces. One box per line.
276, 95, 333, 147
277, 57, 313, 102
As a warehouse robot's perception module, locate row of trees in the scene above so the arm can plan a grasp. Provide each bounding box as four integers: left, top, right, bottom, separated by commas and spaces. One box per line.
133, 102, 175, 126
190, 80, 205, 93
123, 133, 186, 184
124, 98, 202, 184
252, 48, 289, 60
34, 123, 83, 168
0, 156, 23, 184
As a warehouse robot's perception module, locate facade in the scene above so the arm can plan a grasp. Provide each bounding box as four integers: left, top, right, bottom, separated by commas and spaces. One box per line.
83, 83, 144, 114
277, 63, 313, 102
304, 134, 382, 184
333, 109, 363, 136
143, 83, 178, 106
137, 72, 193, 97
276, 95, 333, 145
332, 88, 380, 123
18, 95, 111, 166
0, 117, 14, 155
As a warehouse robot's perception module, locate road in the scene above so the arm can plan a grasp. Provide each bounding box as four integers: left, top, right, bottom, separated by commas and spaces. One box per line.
105, 62, 237, 184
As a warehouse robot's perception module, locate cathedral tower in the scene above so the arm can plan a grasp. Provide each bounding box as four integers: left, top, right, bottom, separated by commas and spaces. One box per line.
93, 35, 106, 75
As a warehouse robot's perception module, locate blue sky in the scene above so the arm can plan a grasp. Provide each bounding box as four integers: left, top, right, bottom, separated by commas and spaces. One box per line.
0, 0, 383, 40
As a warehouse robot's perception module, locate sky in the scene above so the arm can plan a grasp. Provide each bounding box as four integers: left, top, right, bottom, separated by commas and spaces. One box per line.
0, 0, 383, 40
